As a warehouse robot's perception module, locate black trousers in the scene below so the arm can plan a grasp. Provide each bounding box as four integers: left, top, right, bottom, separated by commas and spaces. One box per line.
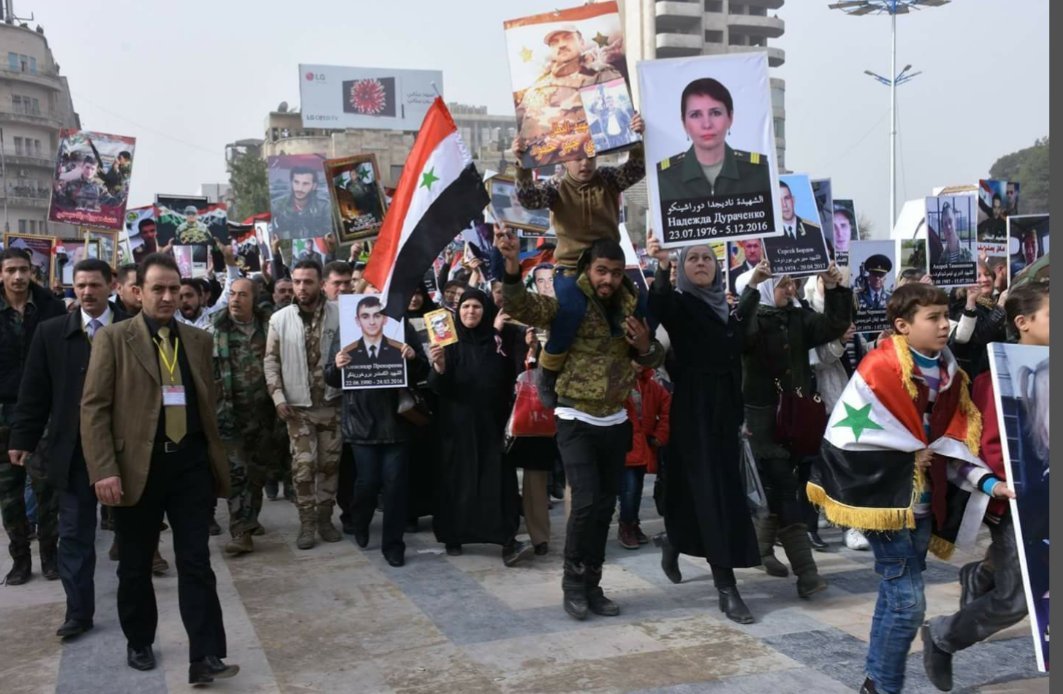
113, 436, 226, 662
59, 455, 97, 623
337, 443, 357, 523
351, 443, 409, 555
555, 418, 631, 567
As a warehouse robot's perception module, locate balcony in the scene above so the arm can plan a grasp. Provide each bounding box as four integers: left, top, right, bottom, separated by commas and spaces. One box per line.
0, 109, 64, 128
1, 190, 50, 209
0, 65, 64, 91
3, 153, 53, 169
656, 1, 701, 31
743, 0, 785, 9
656, 32, 704, 58
727, 13, 785, 39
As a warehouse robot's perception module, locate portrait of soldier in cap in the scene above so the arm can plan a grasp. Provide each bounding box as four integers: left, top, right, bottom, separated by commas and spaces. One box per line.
856, 253, 894, 310
175, 204, 212, 244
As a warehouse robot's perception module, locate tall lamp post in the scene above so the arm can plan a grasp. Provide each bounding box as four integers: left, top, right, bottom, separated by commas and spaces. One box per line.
828, 0, 948, 234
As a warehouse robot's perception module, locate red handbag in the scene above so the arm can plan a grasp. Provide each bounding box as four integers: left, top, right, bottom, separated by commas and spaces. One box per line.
505, 367, 556, 438
774, 379, 828, 457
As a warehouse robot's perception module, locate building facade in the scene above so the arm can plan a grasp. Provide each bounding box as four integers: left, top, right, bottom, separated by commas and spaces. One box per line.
0, 16, 79, 238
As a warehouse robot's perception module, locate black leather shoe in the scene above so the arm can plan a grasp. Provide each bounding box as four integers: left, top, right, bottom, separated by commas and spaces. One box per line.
652, 533, 682, 584
384, 550, 405, 567
717, 586, 754, 624
41, 551, 59, 581
353, 527, 369, 548
445, 544, 462, 556
859, 677, 877, 694
341, 517, 357, 535
807, 531, 829, 552
4, 556, 31, 585
189, 655, 239, 685
127, 645, 156, 671
534, 542, 549, 556
921, 623, 953, 691
56, 619, 93, 639
563, 592, 589, 620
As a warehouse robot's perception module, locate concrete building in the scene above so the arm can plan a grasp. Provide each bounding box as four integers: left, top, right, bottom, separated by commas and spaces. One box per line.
0, 8, 80, 238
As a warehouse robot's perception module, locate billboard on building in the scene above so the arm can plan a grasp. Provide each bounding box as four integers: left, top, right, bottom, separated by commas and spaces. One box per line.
298, 65, 442, 131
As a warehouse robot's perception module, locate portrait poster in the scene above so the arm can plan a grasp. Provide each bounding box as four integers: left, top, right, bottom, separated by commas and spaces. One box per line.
124, 205, 156, 264
338, 294, 408, 390
173, 244, 209, 279
423, 308, 458, 347
811, 178, 834, 255
639, 52, 782, 248
229, 223, 261, 272
977, 179, 1010, 254
926, 194, 977, 289
3, 233, 54, 287
488, 176, 551, 233
289, 236, 329, 266
154, 195, 226, 247
618, 222, 648, 295
48, 129, 135, 230
726, 237, 765, 296
849, 240, 896, 335
503, 1, 629, 168
268, 154, 331, 240
255, 221, 272, 261
988, 342, 1050, 672
116, 229, 135, 267
833, 199, 859, 266
1007, 214, 1049, 283
897, 238, 928, 279
762, 173, 831, 278
324, 154, 388, 242
579, 77, 640, 155
60, 239, 100, 286
87, 229, 118, 267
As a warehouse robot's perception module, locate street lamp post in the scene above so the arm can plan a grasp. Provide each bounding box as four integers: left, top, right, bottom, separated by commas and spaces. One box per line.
828, 0, 948, 234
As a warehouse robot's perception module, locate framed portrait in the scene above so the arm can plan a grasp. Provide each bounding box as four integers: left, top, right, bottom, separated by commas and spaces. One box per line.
267, 154, 331, 240
488, 176, 551, 233
761, 173, 831, 278
849, 240, 896, 335
3, 233, 55, 288
88, 229, 118, 267
337, 294, 409, 390
48, 129, 136, 231
926, 194, 977, 289
324, 154, 388, 242
61, 239, 101, 287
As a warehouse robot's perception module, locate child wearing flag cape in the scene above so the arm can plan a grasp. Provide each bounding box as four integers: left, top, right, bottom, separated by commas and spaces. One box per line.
510, 114, 645, 407
807, 283, 1014, 694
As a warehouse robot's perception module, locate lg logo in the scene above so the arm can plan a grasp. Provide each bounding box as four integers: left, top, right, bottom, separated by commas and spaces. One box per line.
305, 72, 326, 82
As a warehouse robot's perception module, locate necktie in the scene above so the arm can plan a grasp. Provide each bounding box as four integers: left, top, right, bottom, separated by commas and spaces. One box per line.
87, 318, 101, 341
787, 225, 795, 240
369, 345, 377, 362
156, 326, 186, 443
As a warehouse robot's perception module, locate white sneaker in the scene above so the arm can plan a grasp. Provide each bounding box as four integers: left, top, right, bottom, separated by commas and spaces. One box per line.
818, 516, 830, 530
845, 528, 870, 551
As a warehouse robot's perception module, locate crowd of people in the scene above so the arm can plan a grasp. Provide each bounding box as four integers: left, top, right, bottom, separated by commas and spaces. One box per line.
0, 128, 1048, 692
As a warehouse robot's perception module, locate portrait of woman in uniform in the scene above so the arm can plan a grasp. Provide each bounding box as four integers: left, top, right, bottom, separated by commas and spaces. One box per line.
639, 52, 783, 249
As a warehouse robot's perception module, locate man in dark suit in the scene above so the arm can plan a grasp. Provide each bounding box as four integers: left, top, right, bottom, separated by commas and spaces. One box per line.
8, 259, 129, 639
80, 253, 239, 685
342, 295, 405, 369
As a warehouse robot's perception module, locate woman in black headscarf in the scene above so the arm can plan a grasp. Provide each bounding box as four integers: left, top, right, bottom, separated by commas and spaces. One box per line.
428, 288, 533, 566
404, 281, 441, 530
645, 233, 763, 624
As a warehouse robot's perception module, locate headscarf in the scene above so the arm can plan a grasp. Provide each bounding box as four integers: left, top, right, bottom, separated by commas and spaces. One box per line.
405, 281, 438, 319
676, 246, 729, 323
455, 288, 498, 345
753, 275, 801, 309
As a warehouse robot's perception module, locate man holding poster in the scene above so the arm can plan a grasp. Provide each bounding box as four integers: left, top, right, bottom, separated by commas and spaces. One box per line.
639, 53, 783, 248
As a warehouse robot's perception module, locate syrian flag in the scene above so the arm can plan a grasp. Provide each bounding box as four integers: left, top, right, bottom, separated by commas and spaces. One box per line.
808, 335, 989, 559
364, 97, 489, 317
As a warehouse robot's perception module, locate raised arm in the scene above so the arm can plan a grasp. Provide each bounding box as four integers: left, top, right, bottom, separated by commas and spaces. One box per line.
512, 136, 559, 210
494, 225, 558, 329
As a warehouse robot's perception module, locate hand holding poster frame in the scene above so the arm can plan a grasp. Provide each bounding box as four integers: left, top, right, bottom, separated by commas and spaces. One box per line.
926, 194, 977, 289
338, 294, 409, 389
638, 52, 783, 249
762, 173, 831, 278
423, 308, 458, 347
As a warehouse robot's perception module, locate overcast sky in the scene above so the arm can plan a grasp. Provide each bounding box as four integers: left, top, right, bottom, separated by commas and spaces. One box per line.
26, 0, 1048, 235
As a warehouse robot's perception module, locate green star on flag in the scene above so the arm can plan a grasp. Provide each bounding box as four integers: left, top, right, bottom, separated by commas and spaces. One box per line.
420, 168, 439, 190
832, 402, 883, 442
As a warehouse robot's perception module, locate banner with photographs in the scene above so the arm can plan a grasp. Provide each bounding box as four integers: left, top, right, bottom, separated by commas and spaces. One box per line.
324, 154, 388, 242
60, 239, 100, 286
123, 205, 156, 265
488, 175, 551, 233
897, 238, 929, 282
268, 154, 331, 240
338, 294, 408, 390
1007, 214, 1049, 282
926, 194, 976, 289
988, 342, 1050, 672
229, 222, 261, 272
173, 244, 210, 279
833, 199, 859, 266
639, 52, 782, 248
579, 77, 640, 155
762, 173, 830, 277
3, 233, 54, 287
298, 65, 441, 131
726, 238, 765, 296
849, 240, 895, 334
48, 129, 135, 230
503, 1, 630, 168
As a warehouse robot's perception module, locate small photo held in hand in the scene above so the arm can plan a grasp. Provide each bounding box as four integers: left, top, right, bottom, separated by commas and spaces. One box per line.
423, 308, 458, 348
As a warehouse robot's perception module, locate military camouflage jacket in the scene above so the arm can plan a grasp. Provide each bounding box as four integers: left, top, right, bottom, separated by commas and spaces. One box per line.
212, 306, 276, 445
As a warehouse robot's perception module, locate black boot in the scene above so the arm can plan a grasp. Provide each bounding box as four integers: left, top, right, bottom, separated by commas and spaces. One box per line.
585, 564, 620, 616
652, 532, 682, 584
4, 554, 31, 585
40, 544, 59, 581
921, 623, 954, 691
717, 586, 754, 624
778, 523, 827, 598
562, 560, 588, 620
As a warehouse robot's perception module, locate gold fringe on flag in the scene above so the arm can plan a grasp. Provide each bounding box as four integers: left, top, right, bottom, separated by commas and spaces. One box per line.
929, 535, 955, 560
890, 334, 920, 401
806, 482, 916, 532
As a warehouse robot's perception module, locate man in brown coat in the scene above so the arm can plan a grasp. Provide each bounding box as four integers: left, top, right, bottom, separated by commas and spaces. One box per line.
81, 253, 239, 685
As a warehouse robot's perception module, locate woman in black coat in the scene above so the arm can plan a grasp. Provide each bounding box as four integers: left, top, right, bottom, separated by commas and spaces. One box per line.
646, 235, 762, 624
428, 288, 533, 566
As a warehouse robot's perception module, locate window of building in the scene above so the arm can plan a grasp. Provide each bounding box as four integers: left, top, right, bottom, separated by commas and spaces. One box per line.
7, 52, 17, 71
774, 117, 785, 139
13, 137, 23, 155
18, 219, 27, 233
705, 0, 723, 12
28, 220, 36, 233
33, 139, 41, 157
29, 57, 36, 73
704, 30, 724, 43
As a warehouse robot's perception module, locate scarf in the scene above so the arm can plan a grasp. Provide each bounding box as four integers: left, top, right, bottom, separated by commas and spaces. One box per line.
455, 288, 503, 353
676, 246, 729, 323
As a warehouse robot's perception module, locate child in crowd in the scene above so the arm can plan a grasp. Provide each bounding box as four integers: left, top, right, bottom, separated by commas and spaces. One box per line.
808, 283, 1013, 694
921, 280, 1049, 691
510, 114, 645, 406
617, 365, 671, 549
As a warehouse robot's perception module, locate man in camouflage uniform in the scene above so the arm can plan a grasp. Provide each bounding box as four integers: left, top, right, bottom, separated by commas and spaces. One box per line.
54, 155, 105, 212
175, 205, 212, 245
262, 258, 342, 550
211, 278, 277, 556
271, 167, 331, 239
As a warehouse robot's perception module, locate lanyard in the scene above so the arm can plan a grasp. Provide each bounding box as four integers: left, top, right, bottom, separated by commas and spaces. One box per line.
154, 336, 181, 384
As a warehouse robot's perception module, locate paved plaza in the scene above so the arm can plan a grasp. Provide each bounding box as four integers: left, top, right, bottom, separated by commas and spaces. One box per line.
0, 480, 1049, 693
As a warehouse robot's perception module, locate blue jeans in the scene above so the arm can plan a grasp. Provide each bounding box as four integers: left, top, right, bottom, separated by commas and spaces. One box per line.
543, 270, 584, 358
617, 466, 645, 524
864, 516, 932, 694
24, 476, 38, 525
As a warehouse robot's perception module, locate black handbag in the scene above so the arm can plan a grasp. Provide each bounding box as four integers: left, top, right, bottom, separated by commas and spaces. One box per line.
773, 379, 828, 457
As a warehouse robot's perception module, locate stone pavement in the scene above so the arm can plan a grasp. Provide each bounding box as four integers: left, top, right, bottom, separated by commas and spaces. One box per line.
0, 478, 1049, 693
